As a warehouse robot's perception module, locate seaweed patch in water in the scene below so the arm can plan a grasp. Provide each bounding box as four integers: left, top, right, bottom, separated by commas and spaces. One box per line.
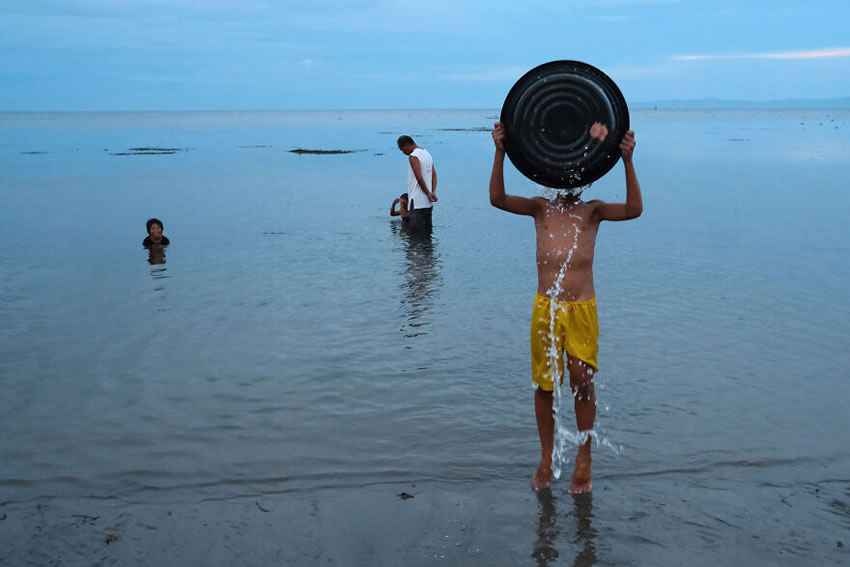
289, 148, 366, 155
111, 147, 187, 156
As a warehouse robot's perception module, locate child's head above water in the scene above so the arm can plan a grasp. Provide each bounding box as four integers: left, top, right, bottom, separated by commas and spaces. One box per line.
146, 218, 164, 234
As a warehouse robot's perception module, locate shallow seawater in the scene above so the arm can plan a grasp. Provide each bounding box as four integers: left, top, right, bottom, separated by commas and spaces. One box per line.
1, 109, 849, 564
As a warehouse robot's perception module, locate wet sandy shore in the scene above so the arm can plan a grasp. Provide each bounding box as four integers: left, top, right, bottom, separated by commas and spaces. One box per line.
2, 473, 846, 566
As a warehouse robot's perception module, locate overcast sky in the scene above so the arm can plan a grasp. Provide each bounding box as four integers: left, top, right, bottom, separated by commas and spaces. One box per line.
2, 0, 849, 110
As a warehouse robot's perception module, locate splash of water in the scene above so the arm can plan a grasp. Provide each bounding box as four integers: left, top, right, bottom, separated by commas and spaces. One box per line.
540, 192, 621, 481
540, 186, 584, 201
545, 213, 580, 480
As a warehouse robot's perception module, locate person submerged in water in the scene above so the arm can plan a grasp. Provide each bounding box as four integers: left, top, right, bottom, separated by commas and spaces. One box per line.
143, 218, 170, 248
489, 122, 643, 493
390, 193, 409, 223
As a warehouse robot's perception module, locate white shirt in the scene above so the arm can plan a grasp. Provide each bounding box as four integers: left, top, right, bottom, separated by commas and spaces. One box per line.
407, 147, 434, 210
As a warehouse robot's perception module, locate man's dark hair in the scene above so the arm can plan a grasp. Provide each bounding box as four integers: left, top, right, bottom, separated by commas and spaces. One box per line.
400, 193, 408, 201
146, 218, 163, 234
397, 135, 414, 147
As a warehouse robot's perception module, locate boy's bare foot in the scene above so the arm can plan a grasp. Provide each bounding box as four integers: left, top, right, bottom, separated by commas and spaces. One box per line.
531, 461, 553, 491
568, 449, 592, 494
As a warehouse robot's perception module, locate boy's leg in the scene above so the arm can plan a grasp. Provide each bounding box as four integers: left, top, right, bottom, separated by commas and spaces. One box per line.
532, 387, 555, 491
567, 355, 596, 494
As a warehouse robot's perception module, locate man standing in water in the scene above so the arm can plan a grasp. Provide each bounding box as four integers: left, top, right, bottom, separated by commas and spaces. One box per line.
397, 135, 437, 232
489, 122, 642, 493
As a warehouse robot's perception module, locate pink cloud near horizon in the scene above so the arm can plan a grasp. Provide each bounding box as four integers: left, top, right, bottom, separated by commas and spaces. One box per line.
674, 48, 850, 61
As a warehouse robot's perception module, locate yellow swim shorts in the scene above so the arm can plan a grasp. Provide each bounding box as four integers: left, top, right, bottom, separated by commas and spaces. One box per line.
530, 293, 599, 391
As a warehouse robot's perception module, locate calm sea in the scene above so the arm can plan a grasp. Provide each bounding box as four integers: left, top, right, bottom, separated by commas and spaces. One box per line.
1, 109, 849, 565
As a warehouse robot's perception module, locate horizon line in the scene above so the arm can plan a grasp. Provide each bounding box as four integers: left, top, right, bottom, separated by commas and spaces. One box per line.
2, 96, 850, 114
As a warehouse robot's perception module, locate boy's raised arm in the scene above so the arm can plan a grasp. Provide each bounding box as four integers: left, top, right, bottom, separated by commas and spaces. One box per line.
490, 123, 541, 217
593, 130, 643, 222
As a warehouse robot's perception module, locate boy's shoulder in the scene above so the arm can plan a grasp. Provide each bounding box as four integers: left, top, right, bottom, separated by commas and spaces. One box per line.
542, 198, 606, 225
548, 197, 605, 212
582, 198, 608, 215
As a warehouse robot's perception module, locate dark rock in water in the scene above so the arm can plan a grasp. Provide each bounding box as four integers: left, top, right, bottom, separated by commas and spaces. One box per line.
110, 147, 187, 156
838, 540, 844, 548
72, 514, 99, 525
20, 151, 47, 155
289, 148, 366, 155
398, 492, 414, 500
105, 534, 119, 544
111, 151, 177, 156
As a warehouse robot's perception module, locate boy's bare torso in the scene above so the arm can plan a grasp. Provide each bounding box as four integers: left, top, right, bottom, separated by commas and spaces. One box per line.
533, 196, 601, 302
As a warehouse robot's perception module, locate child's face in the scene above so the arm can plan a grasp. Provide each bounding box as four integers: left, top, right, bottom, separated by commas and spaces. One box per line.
148, 223, 163, 241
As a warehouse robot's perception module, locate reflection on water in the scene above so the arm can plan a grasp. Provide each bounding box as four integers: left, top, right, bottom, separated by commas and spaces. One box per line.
572, 494, 597, 566
147, 244, 167, 267
532, 490, 560, 565
532, 491, 597, 567
145, 245, 168, 296
392, 223, 441, 338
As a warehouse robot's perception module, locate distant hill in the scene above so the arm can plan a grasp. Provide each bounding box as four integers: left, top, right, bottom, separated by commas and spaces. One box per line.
632, 97, 850, 109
